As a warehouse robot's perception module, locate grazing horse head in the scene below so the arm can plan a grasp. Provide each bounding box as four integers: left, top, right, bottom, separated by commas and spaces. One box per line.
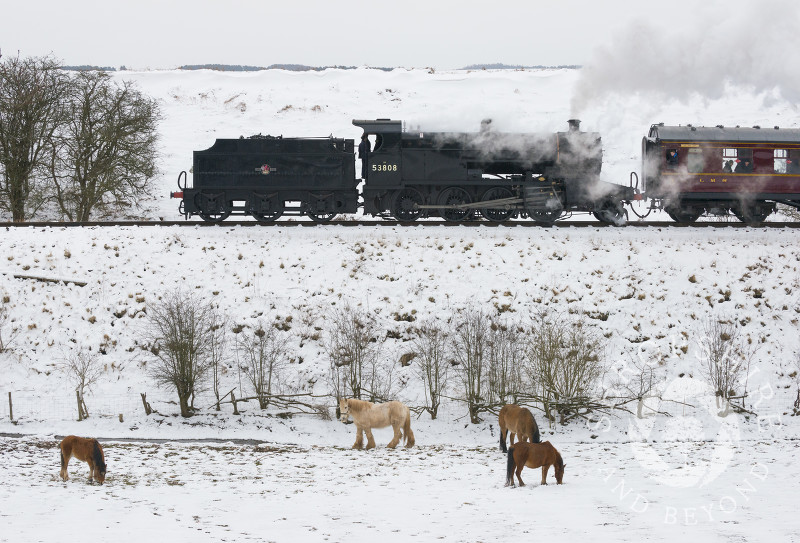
554, 455, 566, 484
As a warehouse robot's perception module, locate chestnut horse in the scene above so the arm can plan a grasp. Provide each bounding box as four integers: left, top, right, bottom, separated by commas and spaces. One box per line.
339, 398, 415, 449
498, 404, 540, 453
505, 441, 565, 487
59, 435, 106, 484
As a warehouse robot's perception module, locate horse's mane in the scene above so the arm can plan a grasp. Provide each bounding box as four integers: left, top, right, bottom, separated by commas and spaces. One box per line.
347, 398, 374, 413
92, 440, 106, 471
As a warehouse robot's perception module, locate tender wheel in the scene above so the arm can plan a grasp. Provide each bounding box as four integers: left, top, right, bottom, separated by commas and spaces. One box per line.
665, 203, 703, 223
593, 200, 628, 225
199, 210, 231, 223
250, 193, 283, 223
251, 209, 282, 222
392, 188, 424, 222
480, 187, 514, 222
195, 192, 230, 223
308, 212, 336, 223
732, 201, 774, 224
438, 187, 473, 222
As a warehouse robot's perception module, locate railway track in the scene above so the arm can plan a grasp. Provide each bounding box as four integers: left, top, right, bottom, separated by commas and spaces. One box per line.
1, 220, 800, 228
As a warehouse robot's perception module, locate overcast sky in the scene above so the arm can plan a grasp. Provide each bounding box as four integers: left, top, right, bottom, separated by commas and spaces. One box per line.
0, 0, 763, 69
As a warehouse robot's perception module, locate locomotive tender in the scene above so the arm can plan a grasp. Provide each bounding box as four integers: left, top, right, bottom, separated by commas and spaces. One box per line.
172, 119, 635, 224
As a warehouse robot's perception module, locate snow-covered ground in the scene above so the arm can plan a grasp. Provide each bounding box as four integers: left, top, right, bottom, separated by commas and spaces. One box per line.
2, 67, 800, 542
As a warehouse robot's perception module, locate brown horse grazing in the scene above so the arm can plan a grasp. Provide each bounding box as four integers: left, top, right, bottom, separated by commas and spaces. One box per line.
505, 441, 565, 487
339, 398, 415, 449
59, 435, 106, 484
498, 404, 540, 453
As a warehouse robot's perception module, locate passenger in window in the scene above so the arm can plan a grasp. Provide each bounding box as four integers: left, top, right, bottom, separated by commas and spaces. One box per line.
666, 149, 679, 167
735, 157, 753, 173
358, 134, 371, 179
722, 160, 734, 173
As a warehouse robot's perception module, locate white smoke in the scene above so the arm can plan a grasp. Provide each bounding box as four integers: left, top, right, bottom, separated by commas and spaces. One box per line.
572, 0, 800, 116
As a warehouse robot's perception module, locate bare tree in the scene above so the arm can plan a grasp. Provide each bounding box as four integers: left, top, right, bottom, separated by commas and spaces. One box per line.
237, 321, 289, 409
143, 290, 221, 417
208, 316, 228, 411
48, 70, 160, 221
412, 318, 450, 419
486, 318, 525, 407
0, 54, 69, 221
59, 348, 104, 420
452, 308, 490, 424
697, 317, 756, 416
325, 303, 382, 401
608, 355, 666, 419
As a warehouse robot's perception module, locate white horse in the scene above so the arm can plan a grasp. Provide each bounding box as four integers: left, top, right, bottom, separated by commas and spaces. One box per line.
338, 398, 415, 449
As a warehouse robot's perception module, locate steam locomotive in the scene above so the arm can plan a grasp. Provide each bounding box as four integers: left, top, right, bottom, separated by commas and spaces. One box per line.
171, 119, 635, 224
171, 119, 800, 224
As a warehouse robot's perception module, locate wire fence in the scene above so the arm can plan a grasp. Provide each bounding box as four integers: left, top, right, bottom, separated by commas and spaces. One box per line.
1, 390, 153, 422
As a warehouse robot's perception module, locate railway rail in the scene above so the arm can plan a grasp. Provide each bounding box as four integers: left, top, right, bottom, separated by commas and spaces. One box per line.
2, 220, 800, 228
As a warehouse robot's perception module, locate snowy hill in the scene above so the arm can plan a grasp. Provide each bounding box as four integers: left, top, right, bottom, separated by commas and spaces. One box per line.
2, 67, 799, 542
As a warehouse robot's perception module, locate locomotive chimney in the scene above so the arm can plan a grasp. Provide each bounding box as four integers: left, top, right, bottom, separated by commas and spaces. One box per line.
567, 119, 581, 132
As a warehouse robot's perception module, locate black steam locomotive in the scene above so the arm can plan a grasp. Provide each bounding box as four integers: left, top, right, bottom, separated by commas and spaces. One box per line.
172, 119, 636, 224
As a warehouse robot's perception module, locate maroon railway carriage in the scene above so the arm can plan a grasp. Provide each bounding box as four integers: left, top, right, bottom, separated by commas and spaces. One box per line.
642, 124, 800, 223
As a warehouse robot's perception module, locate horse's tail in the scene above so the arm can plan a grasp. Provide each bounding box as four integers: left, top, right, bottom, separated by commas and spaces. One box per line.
505, 446, 516, 487
403, 409, 415, 448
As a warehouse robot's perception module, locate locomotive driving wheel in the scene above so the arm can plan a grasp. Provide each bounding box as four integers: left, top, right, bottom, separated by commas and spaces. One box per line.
392, 188, 424, 222
438, 187, 473, 222
480, 187, 514, 222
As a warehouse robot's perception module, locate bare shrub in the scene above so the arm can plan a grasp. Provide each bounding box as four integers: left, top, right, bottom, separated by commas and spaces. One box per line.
697, 317, 756, 415
236, 321, 289, 409
411, 318, 450, 419
208, 316, 228, 411
608, 354, 667, 418
524, 313, 606, 424
452, 308, 490, 424
143, 290, 223, 417
0, 301, 20, 353
325, 303, 383, 401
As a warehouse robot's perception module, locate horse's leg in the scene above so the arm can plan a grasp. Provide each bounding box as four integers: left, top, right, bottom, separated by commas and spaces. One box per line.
60, 448, 70, 481
365, 429, 376, 450
541, 464, 549, 485
500, 425, 508, 452
353, 425, 364, 449
387, 423, 401, 449
510, 432, 516, 447
516, 463, 525, 487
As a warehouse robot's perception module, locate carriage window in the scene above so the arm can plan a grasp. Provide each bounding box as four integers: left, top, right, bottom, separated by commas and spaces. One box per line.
665, 148, 679, 168
722, 148, 737, 172
687, 148, 704, 173
774, 149, 788, 174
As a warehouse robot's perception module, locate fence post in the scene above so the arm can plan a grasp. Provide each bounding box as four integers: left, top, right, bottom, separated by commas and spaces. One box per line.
8, 392, 12, 421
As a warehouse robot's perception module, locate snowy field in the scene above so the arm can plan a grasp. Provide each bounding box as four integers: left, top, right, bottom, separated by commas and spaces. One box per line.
1, 435, 798, 542
2, 65, 800, 542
